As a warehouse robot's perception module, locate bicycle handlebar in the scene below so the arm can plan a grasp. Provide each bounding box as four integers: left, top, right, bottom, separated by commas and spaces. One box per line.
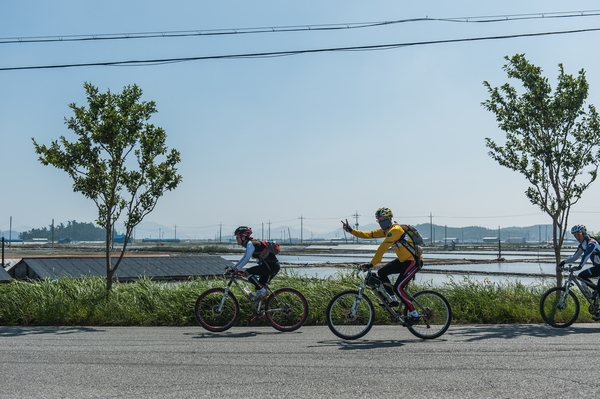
223, 268, 249, 278
560, 264, 581, 273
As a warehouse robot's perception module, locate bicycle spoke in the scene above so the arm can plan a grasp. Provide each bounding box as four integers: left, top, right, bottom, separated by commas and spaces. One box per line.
265, 288, 308, 332
405, 291, 451, 339
326, 291, 374, 340
195, 288, 240, 332
540, 287, 579, 328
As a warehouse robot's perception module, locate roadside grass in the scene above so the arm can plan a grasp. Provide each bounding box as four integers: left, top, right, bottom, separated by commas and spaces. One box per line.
0, 270, 588, 326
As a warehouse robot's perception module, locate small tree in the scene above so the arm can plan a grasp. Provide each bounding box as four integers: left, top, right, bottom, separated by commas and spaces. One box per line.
482, 54, 600, 285
33, 82, 182, 292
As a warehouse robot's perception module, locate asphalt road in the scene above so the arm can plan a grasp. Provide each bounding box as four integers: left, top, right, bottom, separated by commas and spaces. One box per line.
1, 324, 599, 398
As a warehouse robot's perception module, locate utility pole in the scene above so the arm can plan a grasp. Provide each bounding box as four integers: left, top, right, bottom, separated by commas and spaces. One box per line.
268, 220, 271, 240
498, 226, 502, 259
299, 215, 304, 245
353, 211, 360, 243
444, 225, 447, 247
429, 212, 433, 244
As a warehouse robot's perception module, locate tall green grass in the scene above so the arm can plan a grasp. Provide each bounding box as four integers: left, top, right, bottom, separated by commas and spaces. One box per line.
0, 270, 590, 326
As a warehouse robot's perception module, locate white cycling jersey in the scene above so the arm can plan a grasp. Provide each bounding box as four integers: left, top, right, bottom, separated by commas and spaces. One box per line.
564, 237, 600, 268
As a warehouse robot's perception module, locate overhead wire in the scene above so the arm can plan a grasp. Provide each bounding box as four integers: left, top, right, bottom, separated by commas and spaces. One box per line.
1, 26, 600, 71
1, 10, 600, 44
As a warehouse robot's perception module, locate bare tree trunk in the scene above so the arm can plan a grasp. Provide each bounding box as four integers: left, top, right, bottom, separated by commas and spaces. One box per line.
105, 224, 113, 294
552, 218, 563, 287
554, 245, 563, 287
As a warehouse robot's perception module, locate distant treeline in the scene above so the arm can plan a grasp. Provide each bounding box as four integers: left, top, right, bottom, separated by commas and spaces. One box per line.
19, 221, 106, 241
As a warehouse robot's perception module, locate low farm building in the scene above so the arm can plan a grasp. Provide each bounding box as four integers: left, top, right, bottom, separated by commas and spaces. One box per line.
6, 255, 233, 282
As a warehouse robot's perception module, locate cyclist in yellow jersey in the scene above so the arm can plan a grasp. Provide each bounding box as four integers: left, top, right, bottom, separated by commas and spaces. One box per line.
341, 207, 422, 325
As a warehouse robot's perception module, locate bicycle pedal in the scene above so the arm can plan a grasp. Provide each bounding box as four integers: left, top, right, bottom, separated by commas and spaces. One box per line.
402, 316, 421, 327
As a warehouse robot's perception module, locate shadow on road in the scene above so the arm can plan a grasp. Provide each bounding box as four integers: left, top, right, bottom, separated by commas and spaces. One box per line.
0, 326, 104, 337
188, 329, 306, 339
448, 323, 600, 342
311, 339, 406, 350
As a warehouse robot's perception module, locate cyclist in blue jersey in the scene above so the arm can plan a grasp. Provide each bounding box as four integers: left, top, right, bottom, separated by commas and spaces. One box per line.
560, 224, 600, 320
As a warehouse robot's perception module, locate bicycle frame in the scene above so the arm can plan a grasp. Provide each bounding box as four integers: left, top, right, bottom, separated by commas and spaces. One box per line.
220, 272, 270, 315
360, 269, 410, 323
563, 265, 599, 310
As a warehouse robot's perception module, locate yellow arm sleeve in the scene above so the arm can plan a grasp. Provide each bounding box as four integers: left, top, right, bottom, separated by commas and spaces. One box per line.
350, 225, 405, 265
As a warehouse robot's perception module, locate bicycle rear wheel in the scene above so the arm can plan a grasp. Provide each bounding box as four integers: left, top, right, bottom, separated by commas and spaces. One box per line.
326, 290, 375, 340
265, 288, 309, 332
405, 290, 451, 339
540, 286, 580, 328
194, 288, 240, 332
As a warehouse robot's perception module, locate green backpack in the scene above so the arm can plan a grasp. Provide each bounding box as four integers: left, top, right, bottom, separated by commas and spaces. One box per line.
396, 224, 423, 259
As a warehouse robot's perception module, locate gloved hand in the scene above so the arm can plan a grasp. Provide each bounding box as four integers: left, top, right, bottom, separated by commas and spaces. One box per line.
559, 261, 565, 268
341, 219, 353, 233
359, 263, 373, 271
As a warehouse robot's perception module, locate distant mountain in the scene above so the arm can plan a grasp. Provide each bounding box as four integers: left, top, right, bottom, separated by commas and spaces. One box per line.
293, 223, 556, 243
413, 223, 555, 243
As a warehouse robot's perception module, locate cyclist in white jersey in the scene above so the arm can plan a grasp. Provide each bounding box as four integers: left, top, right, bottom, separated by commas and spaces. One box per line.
560, 224, 600, 321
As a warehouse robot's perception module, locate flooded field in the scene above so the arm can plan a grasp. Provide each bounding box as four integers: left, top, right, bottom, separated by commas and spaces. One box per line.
221, 248, 564, 286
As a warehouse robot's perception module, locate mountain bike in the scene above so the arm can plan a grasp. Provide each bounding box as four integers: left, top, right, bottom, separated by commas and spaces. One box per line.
540, 264, 599, 328
326, 266, 452, 340
194, 270, 309, 332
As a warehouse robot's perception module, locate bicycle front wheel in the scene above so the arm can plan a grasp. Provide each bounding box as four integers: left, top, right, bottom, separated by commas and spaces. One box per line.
405, 290, 452, 339
326, 290, 375, 340
194, 288, 240, 332
265, 288, 309, 332
540, 286, 580, 328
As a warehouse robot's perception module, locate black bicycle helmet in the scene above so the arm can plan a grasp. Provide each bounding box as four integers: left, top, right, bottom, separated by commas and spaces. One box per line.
234, 226, 253, 237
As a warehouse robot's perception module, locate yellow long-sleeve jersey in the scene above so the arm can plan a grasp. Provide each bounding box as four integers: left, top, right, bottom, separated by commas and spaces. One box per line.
349, 223, 422, 265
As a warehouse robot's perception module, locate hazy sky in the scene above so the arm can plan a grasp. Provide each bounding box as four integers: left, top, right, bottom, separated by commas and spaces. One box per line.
3, 1, 600, 239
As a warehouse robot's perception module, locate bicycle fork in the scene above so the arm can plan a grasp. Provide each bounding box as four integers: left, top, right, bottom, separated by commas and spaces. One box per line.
216, 286, 231, 313
348, 286, 369, 318
557, 282, 574, 310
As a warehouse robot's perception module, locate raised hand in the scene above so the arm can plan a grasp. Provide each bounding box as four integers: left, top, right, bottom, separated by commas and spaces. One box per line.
341, 219, 353, 233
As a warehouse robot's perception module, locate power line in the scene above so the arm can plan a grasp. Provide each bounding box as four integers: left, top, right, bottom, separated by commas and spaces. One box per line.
1, 10, 599, 45
1, 26, 599, 71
